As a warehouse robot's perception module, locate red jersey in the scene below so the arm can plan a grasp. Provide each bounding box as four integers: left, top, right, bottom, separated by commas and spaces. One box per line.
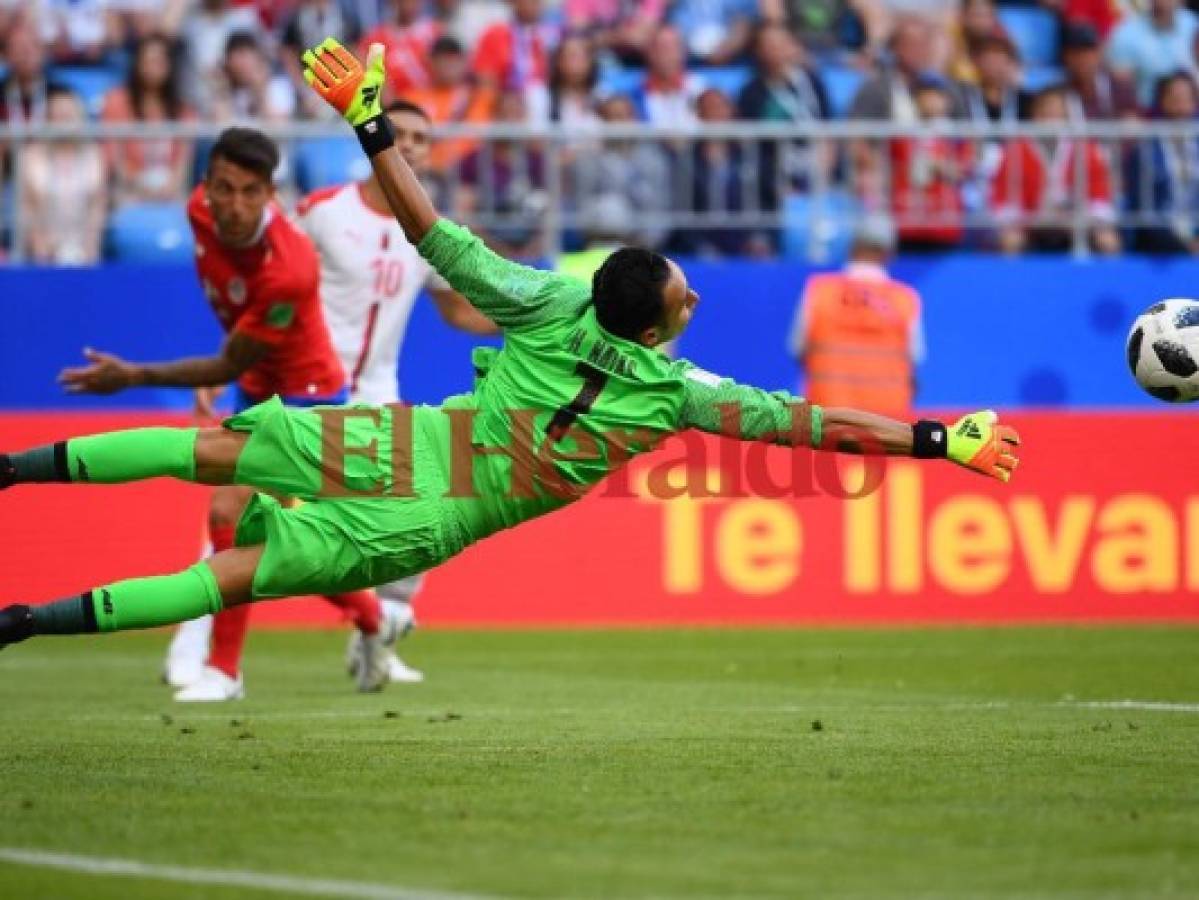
187, 186, 345, 400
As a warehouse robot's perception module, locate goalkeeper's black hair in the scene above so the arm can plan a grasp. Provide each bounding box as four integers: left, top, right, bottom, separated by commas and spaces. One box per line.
208, 126, 279, 183
592, 247, 671, 341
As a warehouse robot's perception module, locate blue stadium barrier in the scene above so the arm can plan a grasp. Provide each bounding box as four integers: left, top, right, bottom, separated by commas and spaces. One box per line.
819, 65, 865, 119
294, 137, 373, 193
105, 203, 194, 264
598, 67, 643, 98
48, 65, 124, 118
997, 7, 1060, 67
4, 257, 1191, 412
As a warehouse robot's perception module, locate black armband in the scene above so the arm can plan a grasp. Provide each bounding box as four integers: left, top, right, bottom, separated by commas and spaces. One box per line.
912, 420, 948, 459
354, 113, 395, 158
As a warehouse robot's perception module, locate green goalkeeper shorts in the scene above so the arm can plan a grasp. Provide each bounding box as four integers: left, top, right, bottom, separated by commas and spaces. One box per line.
222, 396, 465, 599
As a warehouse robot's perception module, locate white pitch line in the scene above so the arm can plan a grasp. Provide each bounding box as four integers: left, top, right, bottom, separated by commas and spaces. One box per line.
0, 848, 494, 900
1065, 700, 1199, 713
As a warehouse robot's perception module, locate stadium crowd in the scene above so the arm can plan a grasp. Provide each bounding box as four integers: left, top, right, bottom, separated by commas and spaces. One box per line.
4, 0, 1199, 263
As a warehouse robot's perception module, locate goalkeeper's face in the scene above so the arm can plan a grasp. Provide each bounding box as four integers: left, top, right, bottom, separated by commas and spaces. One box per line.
389, 108, 431, 173
655, 259, 700, 344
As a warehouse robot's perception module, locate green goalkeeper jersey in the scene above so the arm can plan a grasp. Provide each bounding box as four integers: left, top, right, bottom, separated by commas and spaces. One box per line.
415, 220, 823, 545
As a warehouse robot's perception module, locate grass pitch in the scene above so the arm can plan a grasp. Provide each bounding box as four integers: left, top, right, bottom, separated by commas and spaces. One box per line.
1, 627, 1197, 899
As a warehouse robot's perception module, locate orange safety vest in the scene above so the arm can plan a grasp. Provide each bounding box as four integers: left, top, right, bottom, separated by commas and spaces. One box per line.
800, 271, 920, 418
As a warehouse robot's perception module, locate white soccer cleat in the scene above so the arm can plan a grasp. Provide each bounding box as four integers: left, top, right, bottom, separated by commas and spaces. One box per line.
355, 630, 390, 693
385, 651, 424, 684
173, 665, 245, 703
162, 615, 213, 688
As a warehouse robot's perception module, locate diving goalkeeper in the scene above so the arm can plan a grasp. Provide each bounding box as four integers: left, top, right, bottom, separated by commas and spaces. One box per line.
0, 39, 1019, 650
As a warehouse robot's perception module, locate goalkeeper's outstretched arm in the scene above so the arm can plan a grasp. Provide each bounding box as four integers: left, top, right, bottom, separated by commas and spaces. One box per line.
301, 39, 437, 245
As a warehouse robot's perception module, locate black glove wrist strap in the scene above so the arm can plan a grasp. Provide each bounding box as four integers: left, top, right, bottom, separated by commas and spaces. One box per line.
912, 420, 948, 459
354, 113, 394, 158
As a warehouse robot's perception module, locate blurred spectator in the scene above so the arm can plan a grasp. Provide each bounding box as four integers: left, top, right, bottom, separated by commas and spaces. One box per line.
472, 0, 560, 123
670, 0, 756, 66
1061, 22, 1138, 120
456, 90, 547, 258
564, 0, 666, 65
547, 33, 602, 129
631, 24, 704, 128
1039, 0, 1124, 41
101, 34, 195, 206
1107, 0, 1198, 105
180, 0, 264, 113
890, 75, 971, 252
359, 0, 441, 97
403, 35, 495, 171
1126, 71, 1199, 254
849, 15, 965, 123
0, 22, 63, 126
212, 31, 296, 121
947, 0, 1008, 84
112, 0, 182, 41
19, 87, 107, 265
433, 0, 510, 50
737, 23, 831, 211
35, 0, 122, 65
760, 0, 886, 59
575, 93, 672, 248
738, 23, 829, 123
991, 85, 1120, 254
280, 0, 362, 118
787, 216, 924, 419
959, 34, 1028, 124
681, 88, 774, 257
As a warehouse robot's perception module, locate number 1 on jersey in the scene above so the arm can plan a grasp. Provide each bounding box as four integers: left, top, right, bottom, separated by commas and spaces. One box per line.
547, 362, 609, 441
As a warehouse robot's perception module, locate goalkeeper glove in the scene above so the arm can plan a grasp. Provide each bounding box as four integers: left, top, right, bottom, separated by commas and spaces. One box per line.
914, 410, 1020, 482
301, 38, 391, 153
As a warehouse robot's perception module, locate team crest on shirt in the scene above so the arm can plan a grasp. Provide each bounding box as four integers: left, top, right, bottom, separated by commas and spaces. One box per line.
227, 277, 247, 305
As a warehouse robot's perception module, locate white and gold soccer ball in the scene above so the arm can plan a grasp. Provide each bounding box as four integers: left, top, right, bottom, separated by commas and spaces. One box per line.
1126, 299, 1199, 403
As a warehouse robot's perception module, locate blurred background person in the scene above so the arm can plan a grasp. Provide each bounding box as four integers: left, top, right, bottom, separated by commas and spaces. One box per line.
1061, 22, 1138, 122
946, 0, 1008, 84
360, 0, 442, 98
575, 93, 672, 250
546, 32, 602, 130
889, 74, 971, 253
472, 0, 560, 123
1107, 0, 1198, 106
33, 0, 123, 66
455, 89, 547, 258
632, 24, 704, 128
679, 87, 775, 258
180, 0, 264, 114
563, 0, 665, 65
402, 35, 495, 173
19, 86, 107, 265
759, 0, 886, 62
211, 30, 297, 122
1126, 70, 1199, 254
990, 85, 1121, 255
670, 0, 757, 66
0, 22, 62, 127
737, 22, 831, 215
280, 0, 363, 119
787, 217, 924, 419
101, 33, 195, 207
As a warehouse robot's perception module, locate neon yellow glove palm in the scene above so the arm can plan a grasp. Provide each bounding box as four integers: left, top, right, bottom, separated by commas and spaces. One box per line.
301, 38, 384, 127
946, 410, 1021, 482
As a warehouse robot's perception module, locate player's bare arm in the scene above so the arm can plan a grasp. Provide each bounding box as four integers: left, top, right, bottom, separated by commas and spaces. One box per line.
301, 39, 438, 244
58, 331, 272, 394
429, 288, 499, 336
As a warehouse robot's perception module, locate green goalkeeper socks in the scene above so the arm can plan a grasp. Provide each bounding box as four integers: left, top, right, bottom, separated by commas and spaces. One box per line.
6, 428, 198, 485
31, 563, 225, 635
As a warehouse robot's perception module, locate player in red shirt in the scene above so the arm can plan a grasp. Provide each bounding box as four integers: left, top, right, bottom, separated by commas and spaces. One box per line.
57, 127, 392, 701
